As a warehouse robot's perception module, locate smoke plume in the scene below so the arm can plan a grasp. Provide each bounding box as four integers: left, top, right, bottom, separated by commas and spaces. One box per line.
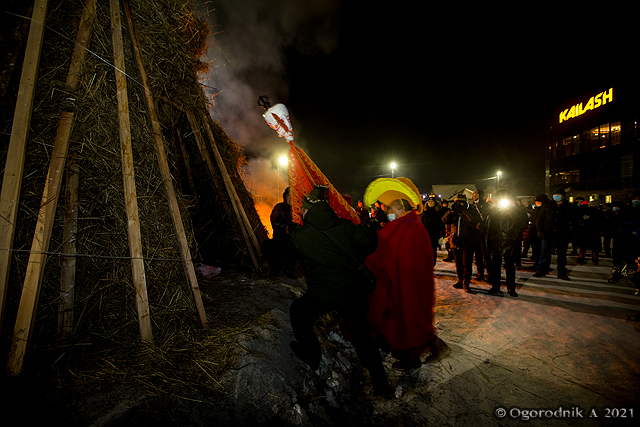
194, 0, 343, 227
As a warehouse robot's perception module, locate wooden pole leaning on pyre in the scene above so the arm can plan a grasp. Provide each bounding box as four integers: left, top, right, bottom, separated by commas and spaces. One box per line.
109, 0, 153, 343
6, 0, 97, 376
165, 97, 263, 272
202, 119, 262, 269
0, 0, 49, 333
122, 0, 208, 328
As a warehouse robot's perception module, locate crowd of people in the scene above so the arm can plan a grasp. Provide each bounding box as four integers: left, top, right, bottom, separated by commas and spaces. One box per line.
416, 188, 640, 292
264, 180, 640, 399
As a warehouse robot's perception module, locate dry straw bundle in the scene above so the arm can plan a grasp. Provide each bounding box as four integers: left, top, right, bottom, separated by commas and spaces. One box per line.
0, 0, 268, 396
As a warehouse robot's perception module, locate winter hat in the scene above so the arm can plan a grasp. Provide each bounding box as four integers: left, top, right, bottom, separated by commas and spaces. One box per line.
454, 193, 467, 203
302, 185, 328, 210
363, 177, 423, 213
552, 188, 566, 196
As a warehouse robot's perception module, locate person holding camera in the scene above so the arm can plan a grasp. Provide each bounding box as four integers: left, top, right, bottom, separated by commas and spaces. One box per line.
442, 193, 482, 292
484, 192, 529, 296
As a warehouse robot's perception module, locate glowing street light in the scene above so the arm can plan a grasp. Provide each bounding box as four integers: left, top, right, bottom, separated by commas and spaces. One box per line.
390, 162, 397, 178
496, 170, 502, 189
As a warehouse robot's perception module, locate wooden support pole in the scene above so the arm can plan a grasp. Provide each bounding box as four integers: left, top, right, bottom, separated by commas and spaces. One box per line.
59, 153, 79, 340
7, 0, 96, 375
57, 0, 97, 341
202, 120, 262, 267
110, 0, 152, 342
183, 111, 259, 270
183, 109, 237, 221
7, 112, 73, 376
176, 129, 200, 211
123, 0, 207, 328
0, 0, 48, 331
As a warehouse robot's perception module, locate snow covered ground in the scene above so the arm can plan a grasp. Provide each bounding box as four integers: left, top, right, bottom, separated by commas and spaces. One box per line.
406, 249, 640, 426
29, 248, 638, 426
216, 248, 639, 426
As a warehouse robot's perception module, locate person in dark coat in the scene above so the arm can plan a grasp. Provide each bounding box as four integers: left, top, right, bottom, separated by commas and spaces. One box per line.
262, 187, 295, 276
552, 188, 576, 280
442, 193, 482, 292
575, 200, 605, 264
484, 192, 529, 296
528, 195, 545, 272
441, 200, 455, 262
533, 193, 557, 277
420, 196, 446, 266
355, 199, 370, 222
610, 191, 640, 284
471, 190, 489, 280
288, 186, 392, 397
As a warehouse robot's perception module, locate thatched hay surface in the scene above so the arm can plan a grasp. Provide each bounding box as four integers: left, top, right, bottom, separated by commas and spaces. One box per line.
0, 0, 266, 377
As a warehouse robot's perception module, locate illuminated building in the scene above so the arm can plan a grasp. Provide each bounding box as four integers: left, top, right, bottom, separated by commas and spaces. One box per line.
546, 84, 640, 202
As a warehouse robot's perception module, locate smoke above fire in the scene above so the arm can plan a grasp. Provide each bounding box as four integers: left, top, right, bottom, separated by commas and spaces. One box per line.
194, 0, 343, 231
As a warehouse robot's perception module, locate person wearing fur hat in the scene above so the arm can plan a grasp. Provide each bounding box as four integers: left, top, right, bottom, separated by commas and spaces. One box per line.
442, 193, 483, 292
288, 185, 393, 397
363, 177, 444, 371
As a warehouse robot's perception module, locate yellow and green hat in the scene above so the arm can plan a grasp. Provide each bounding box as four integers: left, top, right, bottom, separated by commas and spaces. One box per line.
363, 177, 423, 213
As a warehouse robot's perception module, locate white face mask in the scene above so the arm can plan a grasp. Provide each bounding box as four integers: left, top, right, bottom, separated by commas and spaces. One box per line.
387, 213, 396, 221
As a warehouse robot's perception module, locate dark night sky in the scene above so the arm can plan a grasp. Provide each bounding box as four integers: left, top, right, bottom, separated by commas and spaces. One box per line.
197, 1, 636, 202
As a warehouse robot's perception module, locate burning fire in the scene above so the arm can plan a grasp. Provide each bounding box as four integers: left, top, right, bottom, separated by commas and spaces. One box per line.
255, 203, 273, 239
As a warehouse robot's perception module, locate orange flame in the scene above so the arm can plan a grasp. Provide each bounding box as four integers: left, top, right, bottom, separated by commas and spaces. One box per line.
255, 203, 273, 239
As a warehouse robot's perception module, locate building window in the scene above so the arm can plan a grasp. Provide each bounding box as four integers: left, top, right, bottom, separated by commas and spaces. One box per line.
589, 126, 600, 151
551, 140, 558, 160
562, 136, 572, 157
572, 134, 580, 155
599, 123, 610, 148
611, 121, 621, 145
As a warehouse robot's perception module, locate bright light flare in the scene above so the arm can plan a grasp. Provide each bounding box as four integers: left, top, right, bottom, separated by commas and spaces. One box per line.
499, 198, 511, 209
278, 155, 288, 167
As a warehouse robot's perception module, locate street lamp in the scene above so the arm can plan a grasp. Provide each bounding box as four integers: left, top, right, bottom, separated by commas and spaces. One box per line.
390, 162, 397, 178
278, 155, 288, 168
496, 170, 502, 190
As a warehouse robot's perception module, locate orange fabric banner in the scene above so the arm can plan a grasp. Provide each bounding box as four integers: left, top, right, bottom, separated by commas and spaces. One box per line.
287, 141, 361, 225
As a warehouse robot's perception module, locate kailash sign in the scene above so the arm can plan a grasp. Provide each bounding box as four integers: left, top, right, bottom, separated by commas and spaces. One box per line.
559, 88, 613, 124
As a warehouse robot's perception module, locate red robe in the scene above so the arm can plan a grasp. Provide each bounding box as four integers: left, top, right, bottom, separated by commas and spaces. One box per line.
365, 210, 436, 350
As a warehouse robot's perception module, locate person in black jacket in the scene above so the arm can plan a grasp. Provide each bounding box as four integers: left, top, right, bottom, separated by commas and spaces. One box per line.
288, 186, 392, 397
575, 200, 605, 265
471, 189, 489, 280
442, 193, 482, 292
552, 188, 576, 280
609, 191, 640, 285
533, 194, 557, 277
528, 195, 545, 272
420, 196, 445, 266
484, 192, 528, 296
263, 187, 295, 276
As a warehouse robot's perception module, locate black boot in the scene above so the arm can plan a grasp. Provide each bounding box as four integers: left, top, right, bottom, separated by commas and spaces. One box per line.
487, 283, 502, 295
463, 281, 472, 293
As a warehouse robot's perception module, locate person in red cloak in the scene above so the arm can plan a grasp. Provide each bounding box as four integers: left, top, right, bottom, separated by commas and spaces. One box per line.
363, 177, 444, 371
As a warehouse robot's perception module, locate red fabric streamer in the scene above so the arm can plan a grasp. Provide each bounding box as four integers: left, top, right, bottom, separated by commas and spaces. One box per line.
287, 141, 361, 225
